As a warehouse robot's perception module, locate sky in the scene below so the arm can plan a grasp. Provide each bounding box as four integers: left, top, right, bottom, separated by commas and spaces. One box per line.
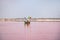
0, 0, 60, 18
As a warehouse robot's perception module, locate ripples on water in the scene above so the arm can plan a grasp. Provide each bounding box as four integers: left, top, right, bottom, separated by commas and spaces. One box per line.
0, 22, 60, 40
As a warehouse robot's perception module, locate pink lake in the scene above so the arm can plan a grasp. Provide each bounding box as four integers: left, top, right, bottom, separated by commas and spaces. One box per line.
0, 22, 60, 40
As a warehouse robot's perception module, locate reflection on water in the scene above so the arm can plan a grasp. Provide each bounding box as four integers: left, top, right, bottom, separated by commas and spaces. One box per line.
0, 22, 60, 40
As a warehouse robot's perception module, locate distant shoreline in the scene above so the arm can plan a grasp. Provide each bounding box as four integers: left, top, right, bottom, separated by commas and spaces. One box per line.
0, 18, 60, 22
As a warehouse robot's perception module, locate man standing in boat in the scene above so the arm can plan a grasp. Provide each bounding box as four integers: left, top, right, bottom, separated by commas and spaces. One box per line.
27, 16, 31, 22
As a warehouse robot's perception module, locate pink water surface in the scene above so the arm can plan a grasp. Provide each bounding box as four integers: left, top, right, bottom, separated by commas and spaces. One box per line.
0, 22, 60, 40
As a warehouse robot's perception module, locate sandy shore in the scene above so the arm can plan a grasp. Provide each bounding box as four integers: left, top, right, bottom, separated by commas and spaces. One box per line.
0, 18, 60, 22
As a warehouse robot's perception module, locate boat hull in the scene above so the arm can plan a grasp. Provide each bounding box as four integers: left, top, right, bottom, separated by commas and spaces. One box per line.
24, 21, 30, 24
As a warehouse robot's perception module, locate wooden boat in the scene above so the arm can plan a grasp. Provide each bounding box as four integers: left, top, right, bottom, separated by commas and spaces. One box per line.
24, 20, 30, 24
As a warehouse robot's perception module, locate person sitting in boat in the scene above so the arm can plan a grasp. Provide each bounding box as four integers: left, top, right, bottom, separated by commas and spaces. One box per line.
24, 17, 27, 22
